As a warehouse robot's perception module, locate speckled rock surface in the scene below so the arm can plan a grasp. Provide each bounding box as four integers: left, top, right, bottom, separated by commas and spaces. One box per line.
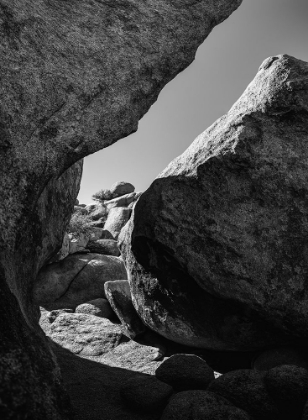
120, 55, 308, 351
48, 313, 123, 356
0, 0, 242, 416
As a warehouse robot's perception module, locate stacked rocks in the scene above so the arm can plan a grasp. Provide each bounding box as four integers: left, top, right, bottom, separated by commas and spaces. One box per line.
120, 353, 308, 420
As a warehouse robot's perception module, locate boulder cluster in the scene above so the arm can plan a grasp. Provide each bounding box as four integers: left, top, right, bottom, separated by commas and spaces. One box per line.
120, 354, 308, 420
34, 181, 140, 310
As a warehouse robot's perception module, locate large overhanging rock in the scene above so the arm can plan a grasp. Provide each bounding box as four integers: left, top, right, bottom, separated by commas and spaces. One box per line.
120, 55, 308, 351
0, 161, 82, 419
0, 1, 242, 417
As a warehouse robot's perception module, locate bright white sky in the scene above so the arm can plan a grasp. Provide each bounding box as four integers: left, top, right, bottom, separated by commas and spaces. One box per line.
78, 0, 308, 204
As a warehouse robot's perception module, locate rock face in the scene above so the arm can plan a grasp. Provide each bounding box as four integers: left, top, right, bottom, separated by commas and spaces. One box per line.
34, 253, 127, 310
120, 55, 308, 351
0, 1, 243, 416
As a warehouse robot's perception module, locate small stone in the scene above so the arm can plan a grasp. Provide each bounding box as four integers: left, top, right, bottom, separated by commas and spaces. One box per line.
155, 353, 214, 391
161, 390, 251, 420
120, 375, 173, 412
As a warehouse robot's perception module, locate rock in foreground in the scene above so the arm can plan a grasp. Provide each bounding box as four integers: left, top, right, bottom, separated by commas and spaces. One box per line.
120, 55, 308, 351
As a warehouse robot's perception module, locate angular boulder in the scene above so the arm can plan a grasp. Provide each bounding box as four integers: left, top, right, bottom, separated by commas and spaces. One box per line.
34, 253, 127, 310
0, 0, 243, 416
120, 55, 308, 351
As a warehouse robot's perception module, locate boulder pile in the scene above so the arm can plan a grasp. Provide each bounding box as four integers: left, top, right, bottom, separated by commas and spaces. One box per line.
34, 181, 141, 312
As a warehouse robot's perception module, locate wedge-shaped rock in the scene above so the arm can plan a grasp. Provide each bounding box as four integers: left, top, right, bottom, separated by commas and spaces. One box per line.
104, 280, 146, 338
120, 55, 308, 351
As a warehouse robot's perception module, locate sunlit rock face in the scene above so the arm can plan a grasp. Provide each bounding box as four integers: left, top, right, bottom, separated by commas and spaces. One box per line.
0, 0, 242, 417
120, 55, 308, 351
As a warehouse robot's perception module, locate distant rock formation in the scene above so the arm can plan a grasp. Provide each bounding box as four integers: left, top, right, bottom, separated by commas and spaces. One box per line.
120, 55, 308, 351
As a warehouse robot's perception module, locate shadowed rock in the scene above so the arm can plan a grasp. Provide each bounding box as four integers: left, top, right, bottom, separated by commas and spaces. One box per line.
120, 55, 308, 351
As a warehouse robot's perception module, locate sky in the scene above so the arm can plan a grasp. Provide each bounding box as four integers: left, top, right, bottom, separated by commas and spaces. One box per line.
78, 0, 308, 204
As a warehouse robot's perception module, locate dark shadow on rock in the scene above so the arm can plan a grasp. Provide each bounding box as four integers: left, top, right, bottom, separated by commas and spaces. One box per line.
50, 340, 162, 420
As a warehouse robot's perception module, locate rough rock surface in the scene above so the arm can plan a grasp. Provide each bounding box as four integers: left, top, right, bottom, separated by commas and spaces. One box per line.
0, 0, 243, 416
120, 55, 308, 351
104, 280, 146, 338
34, 253, 127, 310
160, 390, 251, 420
48, 312, 123, 356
